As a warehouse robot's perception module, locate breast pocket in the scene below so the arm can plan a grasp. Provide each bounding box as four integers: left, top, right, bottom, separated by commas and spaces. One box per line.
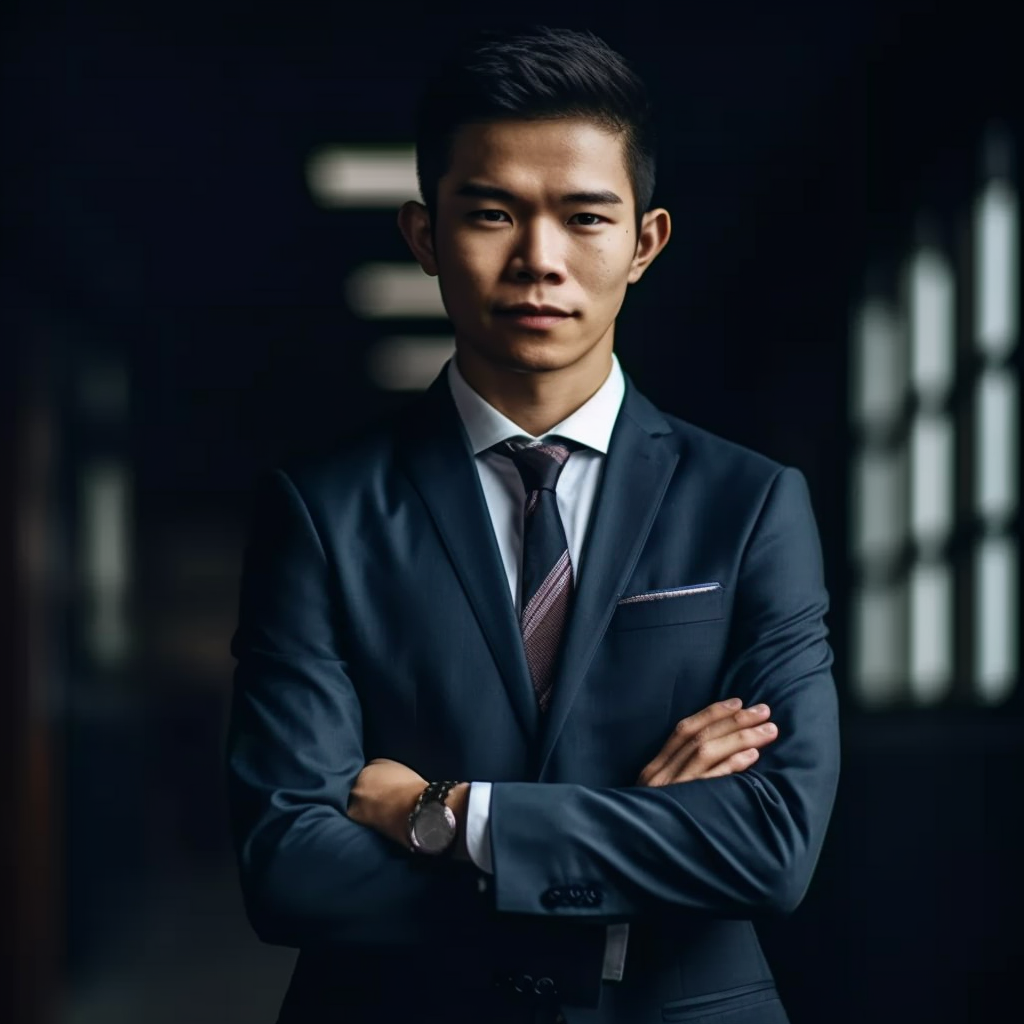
610, 583, 724, 631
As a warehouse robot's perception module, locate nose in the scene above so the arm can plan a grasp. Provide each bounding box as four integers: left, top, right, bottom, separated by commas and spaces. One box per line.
508, 219, 567, 283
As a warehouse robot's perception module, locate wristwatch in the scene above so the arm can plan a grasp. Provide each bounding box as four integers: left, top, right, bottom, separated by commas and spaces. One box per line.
408, 780, 462, 855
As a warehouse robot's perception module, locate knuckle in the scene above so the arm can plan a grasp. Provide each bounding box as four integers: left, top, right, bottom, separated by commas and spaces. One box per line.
692, 734, 714, 760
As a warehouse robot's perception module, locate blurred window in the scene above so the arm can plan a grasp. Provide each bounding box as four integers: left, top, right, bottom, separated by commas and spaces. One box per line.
849, 126, 1019, 707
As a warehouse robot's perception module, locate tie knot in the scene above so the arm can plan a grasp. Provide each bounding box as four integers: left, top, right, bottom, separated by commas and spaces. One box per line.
498, 438, 576, 493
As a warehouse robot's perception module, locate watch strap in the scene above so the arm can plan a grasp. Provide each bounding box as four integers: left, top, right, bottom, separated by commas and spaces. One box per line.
418, 780, 460, 807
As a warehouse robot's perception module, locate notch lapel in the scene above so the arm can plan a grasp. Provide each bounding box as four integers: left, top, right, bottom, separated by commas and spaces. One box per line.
399, 372, 539, 743
537, 382, 680, 778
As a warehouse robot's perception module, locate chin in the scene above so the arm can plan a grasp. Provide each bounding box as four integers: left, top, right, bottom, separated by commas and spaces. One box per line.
496, 346, 582, 375
457, 324, 607, 377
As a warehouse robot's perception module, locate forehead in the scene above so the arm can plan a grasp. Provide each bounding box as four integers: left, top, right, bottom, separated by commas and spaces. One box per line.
441, 117, 633, 203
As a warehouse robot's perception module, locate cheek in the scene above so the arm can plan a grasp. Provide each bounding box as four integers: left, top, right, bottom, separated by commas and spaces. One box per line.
443, 236, 503, 289
575, 243, 633, 297
435, 250, 480, 305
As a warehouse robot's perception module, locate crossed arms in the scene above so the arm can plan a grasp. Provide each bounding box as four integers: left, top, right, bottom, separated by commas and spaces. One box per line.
226, 465, 840, 946
344, 699, 786, 861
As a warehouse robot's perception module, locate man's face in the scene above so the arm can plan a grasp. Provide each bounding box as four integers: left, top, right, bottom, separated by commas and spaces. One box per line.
410, 118, 661, 379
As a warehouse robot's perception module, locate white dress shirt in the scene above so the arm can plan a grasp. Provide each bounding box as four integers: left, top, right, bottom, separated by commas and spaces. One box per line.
446, 353, 629, 981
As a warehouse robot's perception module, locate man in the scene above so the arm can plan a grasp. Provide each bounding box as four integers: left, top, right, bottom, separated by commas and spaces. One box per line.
226, 26, 839, 1024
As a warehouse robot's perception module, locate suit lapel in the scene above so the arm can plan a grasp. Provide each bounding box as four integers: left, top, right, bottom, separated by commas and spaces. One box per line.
398, 371, 539, 743
537, 380, 679, 778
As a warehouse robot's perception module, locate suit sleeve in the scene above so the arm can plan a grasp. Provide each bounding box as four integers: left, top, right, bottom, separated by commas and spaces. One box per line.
488, 466, 840, 920
225, 469, 485, 947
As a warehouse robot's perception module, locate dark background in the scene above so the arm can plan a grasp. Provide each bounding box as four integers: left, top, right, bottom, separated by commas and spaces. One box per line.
2, 2, 1021, 1022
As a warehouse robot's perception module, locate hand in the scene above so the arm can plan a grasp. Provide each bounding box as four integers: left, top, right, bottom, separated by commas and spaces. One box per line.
636, 699, 778, 787
347, 758, 427, 847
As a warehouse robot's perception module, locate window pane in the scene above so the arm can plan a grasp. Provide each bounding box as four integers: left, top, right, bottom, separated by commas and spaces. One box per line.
975, 178, 1019, 359
974, 536, 1019, 704
851, 298, 905, 428
910, 412, 954, 550
852, 582, 906, 706
974, 368, 1020, 526
908, 561, 953, 703
79, 459, 134, 667
909, 248, 955, 403
852, 445, 906, 566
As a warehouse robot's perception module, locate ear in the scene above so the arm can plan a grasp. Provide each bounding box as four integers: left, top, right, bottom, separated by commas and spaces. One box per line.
397, 201, 439, 277
627, 207, 671, 284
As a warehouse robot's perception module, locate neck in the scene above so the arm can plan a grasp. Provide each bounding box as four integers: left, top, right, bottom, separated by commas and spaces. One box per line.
455, 350, 613, 437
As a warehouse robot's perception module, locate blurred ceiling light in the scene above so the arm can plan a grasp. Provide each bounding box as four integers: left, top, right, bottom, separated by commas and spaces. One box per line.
346, 262, 447, 319
366, 336, 455, 391
307, 146, 418, 207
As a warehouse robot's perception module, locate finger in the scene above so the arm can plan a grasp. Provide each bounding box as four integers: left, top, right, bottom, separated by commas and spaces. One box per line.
698, 747, 761, 780
649, 721, 779, 786
638, 702, 771, 785
639, 699, 746, 781
638, 745, 761, 787
671, 703, 772, 753
699, 703, 771, 742
676, 722, 777, 781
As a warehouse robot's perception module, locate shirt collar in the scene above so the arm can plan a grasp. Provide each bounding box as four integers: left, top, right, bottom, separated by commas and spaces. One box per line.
447, 354, 625, 456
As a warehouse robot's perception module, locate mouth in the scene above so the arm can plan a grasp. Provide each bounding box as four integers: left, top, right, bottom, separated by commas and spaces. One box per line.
493, 304, 577, 330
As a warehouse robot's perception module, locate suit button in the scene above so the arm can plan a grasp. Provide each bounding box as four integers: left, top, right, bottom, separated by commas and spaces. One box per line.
535, 976, 557, 996
585, 886, 603, 906
568, 886, 582, 903
512, 973, 533, 994
541, 888, 562, 909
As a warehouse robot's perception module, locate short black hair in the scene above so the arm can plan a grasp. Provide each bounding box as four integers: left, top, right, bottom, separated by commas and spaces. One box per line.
414, 26, 657, 226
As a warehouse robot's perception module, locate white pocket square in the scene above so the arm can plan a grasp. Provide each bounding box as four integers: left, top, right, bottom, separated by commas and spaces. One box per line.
617, 582, 722, 605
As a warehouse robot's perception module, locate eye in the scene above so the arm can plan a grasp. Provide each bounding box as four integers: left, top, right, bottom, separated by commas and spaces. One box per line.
471, 209, 511, 224
568, 212, 607, 227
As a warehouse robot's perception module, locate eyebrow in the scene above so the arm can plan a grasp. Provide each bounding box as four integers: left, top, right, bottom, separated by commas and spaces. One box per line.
454, 182, 624, 206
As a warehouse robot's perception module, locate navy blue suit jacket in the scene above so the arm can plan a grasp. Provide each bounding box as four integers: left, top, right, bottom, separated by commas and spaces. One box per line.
226, 367, 840, 1023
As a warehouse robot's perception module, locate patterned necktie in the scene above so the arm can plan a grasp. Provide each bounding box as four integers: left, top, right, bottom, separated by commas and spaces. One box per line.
496, 438, 577, 713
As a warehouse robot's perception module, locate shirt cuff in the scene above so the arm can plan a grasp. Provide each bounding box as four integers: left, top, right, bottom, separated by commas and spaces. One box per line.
465, 781, 494, 874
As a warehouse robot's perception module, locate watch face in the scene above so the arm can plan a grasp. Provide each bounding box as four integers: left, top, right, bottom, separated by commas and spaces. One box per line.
412, 801, 456, 854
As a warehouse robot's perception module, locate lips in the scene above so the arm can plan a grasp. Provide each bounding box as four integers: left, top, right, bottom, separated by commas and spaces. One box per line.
494, 304, 575, 317
493, 305, 575, 331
